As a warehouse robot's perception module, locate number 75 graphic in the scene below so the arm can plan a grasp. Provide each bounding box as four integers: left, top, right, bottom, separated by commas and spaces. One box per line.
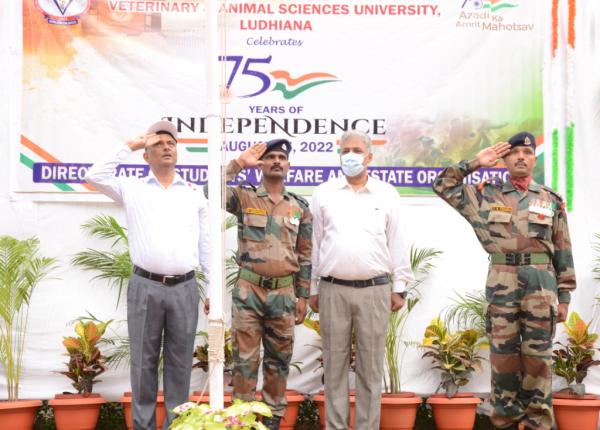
219, 55, 340, 99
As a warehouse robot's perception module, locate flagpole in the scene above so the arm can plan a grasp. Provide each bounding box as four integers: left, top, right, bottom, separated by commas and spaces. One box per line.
205, 0, 224, 410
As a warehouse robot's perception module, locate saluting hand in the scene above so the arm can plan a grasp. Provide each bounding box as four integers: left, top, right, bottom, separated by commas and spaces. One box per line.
295, 297, 307, 325
126, 133, 160, 151
475, 142, 511, 168
237, 143, 267, 168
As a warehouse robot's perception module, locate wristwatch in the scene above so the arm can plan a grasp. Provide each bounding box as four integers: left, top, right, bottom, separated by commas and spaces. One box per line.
397, 291, 407, 299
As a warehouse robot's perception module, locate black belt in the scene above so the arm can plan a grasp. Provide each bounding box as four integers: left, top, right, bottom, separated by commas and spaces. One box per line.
133, 266, 195, 286
321, 275, 390, 288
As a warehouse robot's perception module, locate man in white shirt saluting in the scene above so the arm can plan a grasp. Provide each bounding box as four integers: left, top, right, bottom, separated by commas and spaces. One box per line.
310, 130, 415, 430
85, 120, 210, 430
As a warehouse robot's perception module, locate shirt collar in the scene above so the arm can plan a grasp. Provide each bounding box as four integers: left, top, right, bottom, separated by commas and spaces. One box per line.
144, 170, 186, 187
337, 174, 374, 193
256, 184, 291, 199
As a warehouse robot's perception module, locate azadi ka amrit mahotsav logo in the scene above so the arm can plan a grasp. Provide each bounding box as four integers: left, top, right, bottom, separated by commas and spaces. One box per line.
462, 0, 518, 12
219, 55, 339, 99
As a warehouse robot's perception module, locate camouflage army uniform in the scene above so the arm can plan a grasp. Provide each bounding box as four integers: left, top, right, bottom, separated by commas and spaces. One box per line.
433, 159, 576, 430
225, 159, 312, 417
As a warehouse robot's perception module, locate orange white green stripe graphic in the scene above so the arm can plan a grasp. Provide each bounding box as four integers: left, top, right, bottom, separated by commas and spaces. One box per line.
20, 135, 95, 192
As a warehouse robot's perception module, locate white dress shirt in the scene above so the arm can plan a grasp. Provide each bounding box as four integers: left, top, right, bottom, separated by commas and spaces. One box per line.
310, 175, 414, 295
84, 145, 210, 290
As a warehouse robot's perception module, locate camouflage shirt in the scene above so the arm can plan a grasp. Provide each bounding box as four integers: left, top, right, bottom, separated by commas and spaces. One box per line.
225, 160, 312, 299
432, 159, 576, 304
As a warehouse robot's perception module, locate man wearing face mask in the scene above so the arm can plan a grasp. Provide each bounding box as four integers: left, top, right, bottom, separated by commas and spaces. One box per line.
432, 132, 576, 430
310, 130, 415, 430
204, 139, 311, 430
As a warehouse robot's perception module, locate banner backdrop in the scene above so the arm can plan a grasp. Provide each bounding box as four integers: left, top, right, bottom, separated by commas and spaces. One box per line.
18, 0, 545, 199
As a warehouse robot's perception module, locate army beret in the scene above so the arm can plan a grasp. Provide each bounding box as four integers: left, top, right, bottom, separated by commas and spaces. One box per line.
508, 132, 535, 149
261, 138, 292, 159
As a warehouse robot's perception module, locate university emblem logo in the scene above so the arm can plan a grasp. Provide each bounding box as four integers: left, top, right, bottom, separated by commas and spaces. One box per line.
35, 0, 90, 25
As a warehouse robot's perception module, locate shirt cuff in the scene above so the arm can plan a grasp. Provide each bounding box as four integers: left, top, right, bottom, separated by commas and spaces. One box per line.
310, 279, 320, 296
392, 280, 408, 294
558, 290, 571, 304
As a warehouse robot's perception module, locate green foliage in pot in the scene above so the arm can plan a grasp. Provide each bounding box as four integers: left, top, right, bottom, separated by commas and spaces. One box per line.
383, 246, 441, 393
421, 317, 486, 398
71, 215, 132, 308
60, 317, 113, 395
0, 235, 57, 400
552, 311, 600, 396
443, 290, 487, 338
170, 399, 272, 430
193, 328, 234, 375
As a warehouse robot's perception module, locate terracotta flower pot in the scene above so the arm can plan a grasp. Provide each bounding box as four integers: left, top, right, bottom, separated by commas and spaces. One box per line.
313, 390, 356, 430
189, 391, 233, 407
0, 399, 42, 430
553, 393, 600, 430
253, 389, 304, 429
120, 391, 166, 430
426, 393, 481, 430
380, 392, 422, 430
280, 390, 305, 430
49, 393, 106, 430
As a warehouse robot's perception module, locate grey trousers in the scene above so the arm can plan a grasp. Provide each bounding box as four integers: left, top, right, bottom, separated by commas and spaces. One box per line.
320, 280, 391, 430
127, 273, 200, 430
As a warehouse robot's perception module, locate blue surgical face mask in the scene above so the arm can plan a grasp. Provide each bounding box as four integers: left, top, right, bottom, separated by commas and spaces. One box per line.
340, 152, 366, 177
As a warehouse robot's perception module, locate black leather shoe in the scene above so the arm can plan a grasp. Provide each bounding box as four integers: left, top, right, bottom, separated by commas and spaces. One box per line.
262, 416, 281, 430
496, 424, 519, 430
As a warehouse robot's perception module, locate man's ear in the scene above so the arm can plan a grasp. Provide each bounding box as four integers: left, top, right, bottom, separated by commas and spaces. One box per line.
143, 151, 149, 163
365, 152, 374, 165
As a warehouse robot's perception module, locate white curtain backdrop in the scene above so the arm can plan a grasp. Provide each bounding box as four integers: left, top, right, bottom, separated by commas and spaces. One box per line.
1, 1, 599, 401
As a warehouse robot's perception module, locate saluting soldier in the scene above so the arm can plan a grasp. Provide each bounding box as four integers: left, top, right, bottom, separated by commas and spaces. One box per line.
205, 139, 311, 430
432, 132, 576, 430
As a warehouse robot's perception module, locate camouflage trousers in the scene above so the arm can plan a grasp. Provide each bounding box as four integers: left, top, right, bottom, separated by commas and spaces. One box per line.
232, 278, 296, 417
486, 263, 557, 430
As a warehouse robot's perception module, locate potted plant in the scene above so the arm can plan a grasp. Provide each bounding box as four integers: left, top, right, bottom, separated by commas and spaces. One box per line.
552, 311, 600, 430
422, 317, 486, 430
380, 246, 441, 430
0, 236, 56, 429
170, 398, 272, 429
49, 316, 112, 430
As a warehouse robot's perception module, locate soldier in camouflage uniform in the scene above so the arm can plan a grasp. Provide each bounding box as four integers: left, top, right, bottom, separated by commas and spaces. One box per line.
206, 139, 311, 430
432, 132, 576, 430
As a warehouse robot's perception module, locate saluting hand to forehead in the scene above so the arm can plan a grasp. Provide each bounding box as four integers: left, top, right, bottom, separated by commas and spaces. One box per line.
127, 133, 161, 151
476, 142, 511, 167
238, 142, 267, 168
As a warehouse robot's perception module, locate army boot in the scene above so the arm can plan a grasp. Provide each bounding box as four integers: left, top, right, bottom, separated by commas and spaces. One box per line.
262, 416, 281, 430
